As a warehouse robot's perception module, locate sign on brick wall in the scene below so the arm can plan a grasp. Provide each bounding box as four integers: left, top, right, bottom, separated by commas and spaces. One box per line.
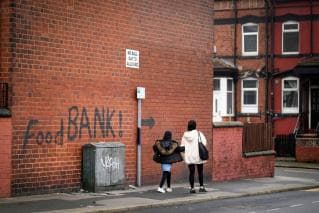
126, 49, 139, 68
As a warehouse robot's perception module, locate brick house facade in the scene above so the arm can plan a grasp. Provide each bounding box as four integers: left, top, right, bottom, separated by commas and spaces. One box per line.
213, 0, 319, 162
0, 0, 214, 196
213, 0, 268, 124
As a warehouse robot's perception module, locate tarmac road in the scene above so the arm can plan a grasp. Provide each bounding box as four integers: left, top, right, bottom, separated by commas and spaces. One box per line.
129, 188, 319, 213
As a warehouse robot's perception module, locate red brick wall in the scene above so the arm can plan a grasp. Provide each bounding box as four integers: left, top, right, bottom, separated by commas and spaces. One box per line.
5, 0, 213, 195
296, 138, 319, 163
0, 0, 11, 83
214, 0, 266, 69
212, 126, 274, 181
0, 118, 12, 198
296, 147, 319, 163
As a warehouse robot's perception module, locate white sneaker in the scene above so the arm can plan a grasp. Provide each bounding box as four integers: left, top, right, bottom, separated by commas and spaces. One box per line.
157, 187, 165, 193
166, 188, 173, 192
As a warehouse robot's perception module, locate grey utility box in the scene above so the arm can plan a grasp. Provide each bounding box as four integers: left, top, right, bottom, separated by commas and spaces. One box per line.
82, 142, 125, 192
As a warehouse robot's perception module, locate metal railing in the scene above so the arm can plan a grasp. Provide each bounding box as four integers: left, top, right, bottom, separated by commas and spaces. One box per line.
0, 83, 9, 108
293, 114, 300, 138
274, 134, 296, 157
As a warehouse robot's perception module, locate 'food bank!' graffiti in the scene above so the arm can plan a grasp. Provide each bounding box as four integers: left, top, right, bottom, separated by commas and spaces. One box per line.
23, 106, 123, 149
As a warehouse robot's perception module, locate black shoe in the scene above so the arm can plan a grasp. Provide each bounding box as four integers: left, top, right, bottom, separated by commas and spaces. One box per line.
199, 187, 207, 192
190, 188, 196, 194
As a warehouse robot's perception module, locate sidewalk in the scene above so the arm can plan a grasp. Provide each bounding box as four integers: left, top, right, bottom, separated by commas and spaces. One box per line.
275, 158, 319, 169
1, 164, 319, 213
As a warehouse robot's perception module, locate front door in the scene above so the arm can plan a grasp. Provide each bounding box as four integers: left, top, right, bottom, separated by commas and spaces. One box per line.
311, 88, 319, 129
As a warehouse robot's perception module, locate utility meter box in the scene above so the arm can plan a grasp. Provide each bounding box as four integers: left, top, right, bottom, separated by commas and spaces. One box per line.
136, 87, 145, 99
82, 142, 125, 192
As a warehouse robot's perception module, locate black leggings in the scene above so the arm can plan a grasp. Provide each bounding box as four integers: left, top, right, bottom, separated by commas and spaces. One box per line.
159, 171, 171, 188
188, 164, 204, 188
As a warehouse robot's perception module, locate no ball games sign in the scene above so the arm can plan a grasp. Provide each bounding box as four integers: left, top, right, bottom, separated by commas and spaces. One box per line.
126, 49, 139, 68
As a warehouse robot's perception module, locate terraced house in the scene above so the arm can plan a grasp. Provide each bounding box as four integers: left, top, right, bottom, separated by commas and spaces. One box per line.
213, 0, 319, 162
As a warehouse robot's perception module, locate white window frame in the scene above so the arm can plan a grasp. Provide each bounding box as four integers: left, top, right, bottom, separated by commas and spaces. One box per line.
282, 21, 299, 55
213, 78, 234, 120
242, 23, 259, 56
282, 77, 299, 113
226, 78, 234, 116
241, 78, 258, 113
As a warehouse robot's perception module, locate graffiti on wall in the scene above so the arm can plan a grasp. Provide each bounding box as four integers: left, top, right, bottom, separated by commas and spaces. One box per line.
23, 106, 124, 149
100, 155, 120, 170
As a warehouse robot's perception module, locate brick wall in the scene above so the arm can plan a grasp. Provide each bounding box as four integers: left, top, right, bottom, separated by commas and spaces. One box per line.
296, 147, 319, 163
4, 0, 213, 195
296, 138, 319, 163
0, 118, 12, 198
0, 0, 11, 83
213, 0, 266, 70
214, 0, 264, 11
212, 125, 274, 181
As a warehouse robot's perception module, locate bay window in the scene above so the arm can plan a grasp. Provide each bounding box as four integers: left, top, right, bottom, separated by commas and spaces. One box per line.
213, 78, 234, 122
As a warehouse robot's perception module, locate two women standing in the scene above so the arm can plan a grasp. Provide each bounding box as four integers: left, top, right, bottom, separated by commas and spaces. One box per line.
153, 120, 208, 194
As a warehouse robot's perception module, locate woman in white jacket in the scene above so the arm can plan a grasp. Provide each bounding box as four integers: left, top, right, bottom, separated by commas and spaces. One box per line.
181, 120, 207, 193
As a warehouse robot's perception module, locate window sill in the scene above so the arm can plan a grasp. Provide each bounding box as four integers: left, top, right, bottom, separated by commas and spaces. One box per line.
213, 121, 243, 128
237, 112, 261, 117
279, 53, 300, 58
272, 113, 299, 118
240, 55, 261, 59
243, 150, 276, 158
282, 111, 299, 114
282, 52, 299, 55
0, 108, 11, 117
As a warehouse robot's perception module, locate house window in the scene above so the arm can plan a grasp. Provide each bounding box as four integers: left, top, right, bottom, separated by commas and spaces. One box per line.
241, 79, 258, 113
213, 78, 234, 121
214, 79, 220, 91
242, 23, 258, 56
282, 21, 299, 54
282, 77, 299, 113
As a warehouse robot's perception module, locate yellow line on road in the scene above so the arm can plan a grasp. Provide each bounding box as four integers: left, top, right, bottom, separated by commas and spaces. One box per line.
284, 169, 319, 174
304, 188, 319, 192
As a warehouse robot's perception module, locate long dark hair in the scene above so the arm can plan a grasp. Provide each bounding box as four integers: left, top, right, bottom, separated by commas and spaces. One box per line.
187, 120, 196, 131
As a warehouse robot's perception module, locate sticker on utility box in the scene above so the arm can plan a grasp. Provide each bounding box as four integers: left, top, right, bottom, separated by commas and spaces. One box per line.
126, 49, 139, 68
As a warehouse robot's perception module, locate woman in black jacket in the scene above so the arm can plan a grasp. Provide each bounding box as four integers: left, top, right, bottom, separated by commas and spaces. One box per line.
153, 131, 183, 193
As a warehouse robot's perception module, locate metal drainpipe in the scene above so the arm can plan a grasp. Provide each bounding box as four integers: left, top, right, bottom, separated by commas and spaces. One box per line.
233, 0, 237, 120
310, 0, 313, 56
270, 0, 275, 121
265, 0, 270, 123
233, 0, 237, 67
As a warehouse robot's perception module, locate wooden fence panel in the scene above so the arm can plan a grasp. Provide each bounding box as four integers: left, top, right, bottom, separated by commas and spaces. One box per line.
243, 123, 273, 153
